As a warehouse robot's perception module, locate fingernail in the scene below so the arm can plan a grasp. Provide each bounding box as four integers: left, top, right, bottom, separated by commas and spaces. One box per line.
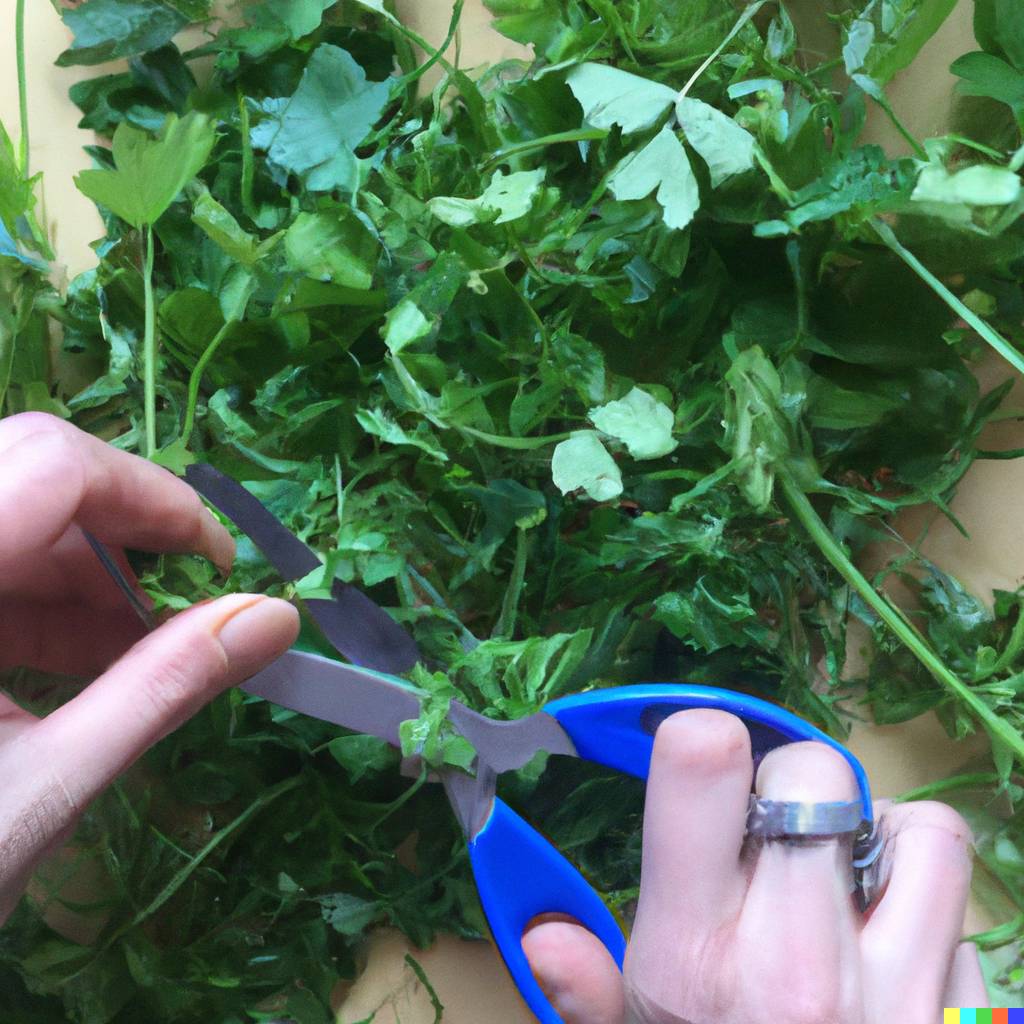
216, 596, 300, 678
756, 741, 858, 802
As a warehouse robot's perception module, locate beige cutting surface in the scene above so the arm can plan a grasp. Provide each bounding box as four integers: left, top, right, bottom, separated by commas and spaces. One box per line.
0, 1, 1017, 1019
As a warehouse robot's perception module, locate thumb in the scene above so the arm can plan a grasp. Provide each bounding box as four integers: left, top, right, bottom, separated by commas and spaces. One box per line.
522, 918, 625, 1024
28, 594, 298, 819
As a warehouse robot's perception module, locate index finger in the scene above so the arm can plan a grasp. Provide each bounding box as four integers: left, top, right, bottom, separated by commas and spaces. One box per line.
0, 414, 234, 573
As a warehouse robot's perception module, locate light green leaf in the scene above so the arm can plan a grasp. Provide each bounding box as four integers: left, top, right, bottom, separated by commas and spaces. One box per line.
75, 112, 216, 228
426, 197, 484, 228
0, 122, 28, 232
383, 299, 431, 352
589, 387, 677, 459
608, 126, 700, 231
428, 169, 546, 227
912, 164, 1022, 206
567, 63, 676, 133
843, 17, 875, 74
480, 169, 546, 223
284, 210, 378, 289
675, 97, 755, 187
262, 0, 335, 38
380, 252, 468, 353
318, 893, 379, 936
192, 193, 281, 267
551, 431, 623, 502
355, 407, 448, 461
251, 44, 390, 193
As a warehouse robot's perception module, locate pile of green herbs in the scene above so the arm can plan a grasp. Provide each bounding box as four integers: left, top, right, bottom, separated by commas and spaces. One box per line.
4, 0, 1024, 1017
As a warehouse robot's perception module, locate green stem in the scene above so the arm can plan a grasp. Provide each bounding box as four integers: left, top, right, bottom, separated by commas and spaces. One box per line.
182, 317, 237, 442
894, 772, 1003, 803
15, 0, 28, 174
779, 472, 1024, 766
676, 0, 768, 100
395, 0, 464, 89
113, 777, 300, 944
493, 527, 529, 639
143, 225, 157, 458
458, 423, 571, 450
866, 92, 928, 161
483, 129, 608, 171
238, 91, 256, 222
871, 218, 1024, 379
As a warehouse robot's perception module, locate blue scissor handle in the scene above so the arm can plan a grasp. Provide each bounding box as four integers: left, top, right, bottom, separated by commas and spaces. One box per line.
547, 684, 873, 821
469, 799, 627, 1023
469, 684, 873, 1024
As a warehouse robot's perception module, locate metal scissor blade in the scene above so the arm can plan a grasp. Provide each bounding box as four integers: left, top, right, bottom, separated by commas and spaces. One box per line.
241, 649, 421, 747
185, 463, 421, 674
448, 703, 577, 772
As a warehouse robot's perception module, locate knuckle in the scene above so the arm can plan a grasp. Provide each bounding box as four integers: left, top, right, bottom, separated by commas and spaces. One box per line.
0, 411, 69, 445
131, 628, 228, 725
759, 963, 842, 1024
782, 985, 842, 1024
0, 771, 80, 878
883, 799, 974, 846
653, 709, 752, 774
860, 930, 899, 979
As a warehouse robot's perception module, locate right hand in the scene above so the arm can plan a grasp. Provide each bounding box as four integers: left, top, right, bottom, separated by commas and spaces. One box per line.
523, 710, 987, 1023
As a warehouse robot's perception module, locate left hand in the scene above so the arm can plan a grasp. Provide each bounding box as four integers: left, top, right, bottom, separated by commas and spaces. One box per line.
0, 413, 299, 923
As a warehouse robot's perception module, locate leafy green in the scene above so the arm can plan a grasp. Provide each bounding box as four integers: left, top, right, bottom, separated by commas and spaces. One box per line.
551, 431, 624, 501
250, 43, 391, 193
608, 125, 700, 229
74, 113, 216, 229
5, 0, 1024, 1014
590, 387, 676, 459
428, 169, 546, 227
57, 0, 193, 67
566, 63, 676, 133
676, 97, 756, 187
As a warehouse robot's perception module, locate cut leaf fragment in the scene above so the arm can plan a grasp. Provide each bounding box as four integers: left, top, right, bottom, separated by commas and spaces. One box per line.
551, 431, 623, 502
428, 169, 546, 227
589, 387, 677, 459
912, 164, 1022, 206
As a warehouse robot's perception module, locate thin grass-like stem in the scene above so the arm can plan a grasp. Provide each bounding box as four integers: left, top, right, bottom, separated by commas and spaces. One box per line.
780, 472, 1024, 767
15, 0, 28, 174
143, 225, 157, 458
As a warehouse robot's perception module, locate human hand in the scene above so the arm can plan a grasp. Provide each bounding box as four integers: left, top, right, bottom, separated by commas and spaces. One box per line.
523, 709, 987, 1023
0, 413, 299, 923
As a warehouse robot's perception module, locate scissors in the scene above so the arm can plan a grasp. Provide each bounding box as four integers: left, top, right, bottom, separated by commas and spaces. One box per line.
86, 463, 879, 1024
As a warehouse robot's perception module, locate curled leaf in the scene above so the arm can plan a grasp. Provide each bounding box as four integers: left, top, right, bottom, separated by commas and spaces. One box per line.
589, 387, 676, 459
551, 431, 623, 502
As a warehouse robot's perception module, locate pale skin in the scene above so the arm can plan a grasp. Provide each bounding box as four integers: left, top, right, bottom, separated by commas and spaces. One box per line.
0, 413, 990, 1021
